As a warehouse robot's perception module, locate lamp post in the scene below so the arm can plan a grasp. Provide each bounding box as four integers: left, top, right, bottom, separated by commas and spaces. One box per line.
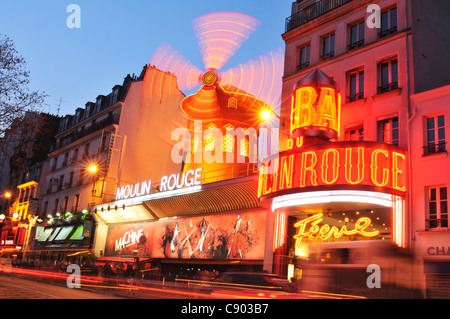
87, 163, 105, 199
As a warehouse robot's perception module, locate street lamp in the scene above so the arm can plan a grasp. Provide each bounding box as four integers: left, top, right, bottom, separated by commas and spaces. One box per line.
88, 164, 99, 174
261, 108, 281, 122
87, 162, 104, 198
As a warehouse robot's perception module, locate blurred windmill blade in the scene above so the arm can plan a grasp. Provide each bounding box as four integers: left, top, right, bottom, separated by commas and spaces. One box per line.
219, 48, 284, 110
149, 41, 203, 91
192, 12, 261, 72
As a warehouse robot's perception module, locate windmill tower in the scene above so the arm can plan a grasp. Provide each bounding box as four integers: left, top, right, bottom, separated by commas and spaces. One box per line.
148, 12, 284, 182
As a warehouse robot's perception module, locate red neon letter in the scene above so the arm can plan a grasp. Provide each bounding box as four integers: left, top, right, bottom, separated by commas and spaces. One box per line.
321, 148, 340, 185
291, 87, 317, 135
279, 155, 294, 190
300, 151, 318, 187
345, 147, 365, 185
317, 88, 339, 133
392, 152, 406, 192
370, 149, 389, 187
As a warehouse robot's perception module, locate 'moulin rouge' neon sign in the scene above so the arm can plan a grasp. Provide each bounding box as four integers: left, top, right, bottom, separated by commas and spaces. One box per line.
293, 213, 380, 248
258, 141, 407, 199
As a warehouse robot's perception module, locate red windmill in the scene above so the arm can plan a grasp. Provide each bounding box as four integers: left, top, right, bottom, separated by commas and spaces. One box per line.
145, 12, 284, 178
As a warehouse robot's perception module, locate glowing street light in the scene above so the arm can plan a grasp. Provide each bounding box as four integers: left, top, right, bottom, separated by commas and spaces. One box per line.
261, 109, 281, 122
88, 164, 99, 174
261, 109, 272, 121
4, 192, 12, 198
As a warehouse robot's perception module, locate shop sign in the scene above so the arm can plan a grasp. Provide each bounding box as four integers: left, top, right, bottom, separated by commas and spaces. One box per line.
293, 213, 379, 248
258, 142, 406, 199
427, 247, 450, 256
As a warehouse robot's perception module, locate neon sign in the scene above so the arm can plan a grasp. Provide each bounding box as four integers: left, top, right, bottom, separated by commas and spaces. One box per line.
160, 168, 203, 191
258, 142, 406, 198
115, 168, 203, 200
293, 213, 380, 248
291, 86, 341, 139
116, 180, 152, 200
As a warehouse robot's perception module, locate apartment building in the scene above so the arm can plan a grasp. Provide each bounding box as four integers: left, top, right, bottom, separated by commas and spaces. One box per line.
278, 0, 450, 297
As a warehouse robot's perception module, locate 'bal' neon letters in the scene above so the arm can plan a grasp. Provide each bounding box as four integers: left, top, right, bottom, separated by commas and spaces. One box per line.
291, 86, 341, 137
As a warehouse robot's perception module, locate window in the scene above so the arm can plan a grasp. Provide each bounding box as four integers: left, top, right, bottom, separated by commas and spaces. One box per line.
47, 178, 53, 194
84, 143, 90, 157
321, 33, 335, 60
193, 135, 200, 153
78, 169, 85, 186
53, 198, 59, 215
101, 134, 109, 152
42, 201, 48, 216
347, 127, 364, 141
378, 117, 399, 146
347, 69, 364, 102
297, 43, 311, 70
424, 115, 446, 155
379, 7, 397, 38
427, 186, 448, 229
73, 194, 80, 213
204, 124, 217, 152
68, 171, 74, 188
378, 58, 398, 94
63, 197, 69, 213
58, 175, 64, 192
72, 148, 78, 162
348, 21, 365, 50
63, 152, 69, 166
223, 124, 235, 153
51, 158, 57, 171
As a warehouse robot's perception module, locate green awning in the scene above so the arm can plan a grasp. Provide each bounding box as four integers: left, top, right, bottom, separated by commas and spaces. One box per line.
70, 225, 84, 241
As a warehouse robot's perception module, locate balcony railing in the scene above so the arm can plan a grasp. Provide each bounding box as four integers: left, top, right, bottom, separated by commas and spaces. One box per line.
347, 92, 364, 103
426, 218, 449, 230
377, 82, 398, 94
50, 113, 120, 152
285, 0, 354, 33
423, 142, 447, 156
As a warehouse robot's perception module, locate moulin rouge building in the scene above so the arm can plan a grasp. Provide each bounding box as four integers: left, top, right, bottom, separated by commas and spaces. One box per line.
72, 1, 450, 298
277, 0, 450, 298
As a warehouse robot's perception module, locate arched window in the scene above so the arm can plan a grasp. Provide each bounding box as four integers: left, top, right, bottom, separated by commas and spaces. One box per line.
223, 124, 235, 153
204, 124, 218, 152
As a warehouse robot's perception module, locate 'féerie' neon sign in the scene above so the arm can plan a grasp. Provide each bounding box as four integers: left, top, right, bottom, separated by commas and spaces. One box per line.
293, 213, 379, 248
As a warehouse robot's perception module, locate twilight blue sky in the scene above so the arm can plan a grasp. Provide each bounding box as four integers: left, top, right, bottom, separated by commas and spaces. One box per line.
0, 0, 293, 117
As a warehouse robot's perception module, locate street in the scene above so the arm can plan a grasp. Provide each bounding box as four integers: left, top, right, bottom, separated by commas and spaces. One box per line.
0, 275, 124, 299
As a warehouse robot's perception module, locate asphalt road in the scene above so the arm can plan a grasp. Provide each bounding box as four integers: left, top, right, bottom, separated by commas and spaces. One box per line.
0, 275, 124, 299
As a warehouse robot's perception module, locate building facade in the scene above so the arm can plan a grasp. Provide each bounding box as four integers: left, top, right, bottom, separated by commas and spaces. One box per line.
276, 0, 450, 298
0, 112, 60, 259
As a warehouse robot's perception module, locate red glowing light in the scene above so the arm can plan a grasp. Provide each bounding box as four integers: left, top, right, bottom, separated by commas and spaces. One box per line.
258, 142, 407, 199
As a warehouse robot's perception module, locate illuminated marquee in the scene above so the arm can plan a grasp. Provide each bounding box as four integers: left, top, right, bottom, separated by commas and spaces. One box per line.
258, 142, 406, 199
293, 213, 380, 248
